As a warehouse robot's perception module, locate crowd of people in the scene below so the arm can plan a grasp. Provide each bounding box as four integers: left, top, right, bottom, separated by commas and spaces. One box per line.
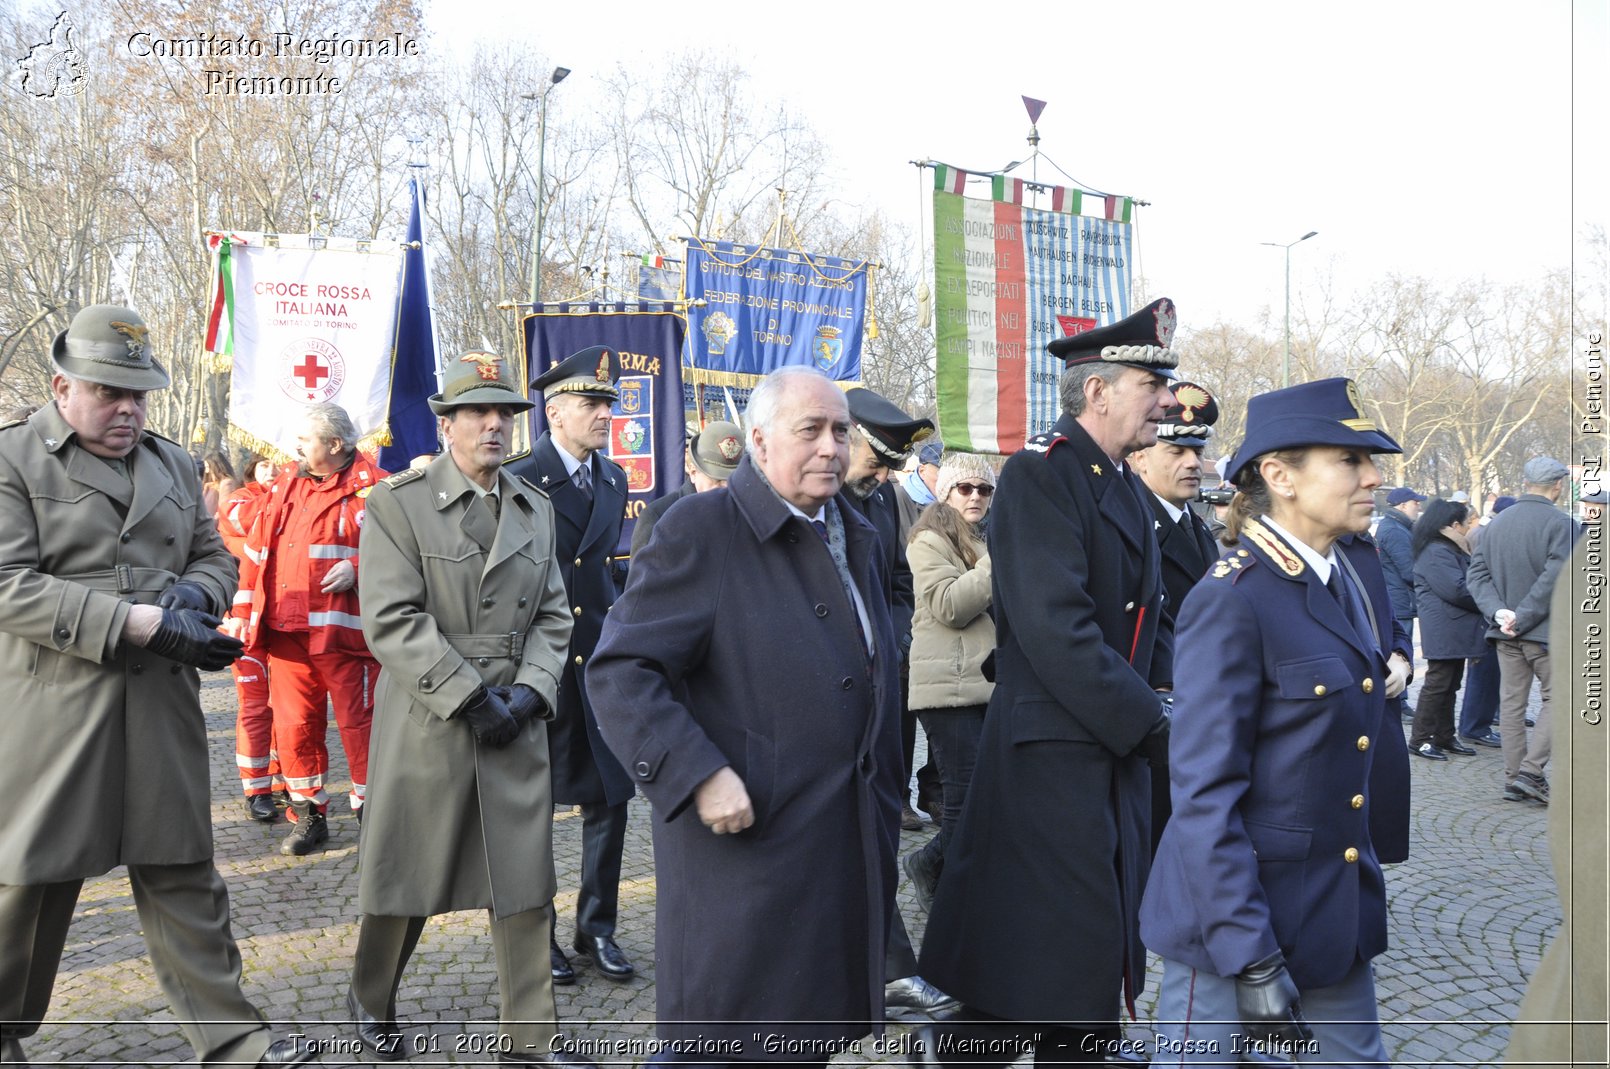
0, 301, 1589, 1068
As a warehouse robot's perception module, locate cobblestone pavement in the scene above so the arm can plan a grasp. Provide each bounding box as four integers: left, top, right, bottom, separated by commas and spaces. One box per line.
24, 671, 1556, 1067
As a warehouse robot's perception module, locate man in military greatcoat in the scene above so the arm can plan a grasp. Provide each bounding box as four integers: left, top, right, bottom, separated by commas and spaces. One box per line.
0, 305, 310, 1068
841, 387, 956, 1021
346, 351, 591, 1066
919, 299, 1181, 1064
504, 345, 636, 984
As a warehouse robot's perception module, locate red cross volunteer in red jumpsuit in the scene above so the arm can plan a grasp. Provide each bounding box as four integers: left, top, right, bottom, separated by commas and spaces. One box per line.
229, 403, 386, 855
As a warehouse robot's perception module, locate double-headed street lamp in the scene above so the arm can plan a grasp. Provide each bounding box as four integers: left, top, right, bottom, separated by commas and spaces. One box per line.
1260, 230, 1318, 388
524, 66, 571, 307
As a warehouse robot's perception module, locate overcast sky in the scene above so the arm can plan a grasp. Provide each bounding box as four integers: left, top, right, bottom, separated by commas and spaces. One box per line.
429, 0, 1606, 332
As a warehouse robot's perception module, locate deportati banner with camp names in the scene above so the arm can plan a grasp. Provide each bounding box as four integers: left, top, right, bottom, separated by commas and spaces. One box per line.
523, 308, 687, 557
683, 239, 869, 384
210, 233, 404, 456
933, 166, 1134, 454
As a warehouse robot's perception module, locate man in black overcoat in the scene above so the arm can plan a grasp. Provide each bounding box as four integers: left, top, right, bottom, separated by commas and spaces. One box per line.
919, 299, 1181, 1065
505, 345, 635, 983
587, 366, 903, 1065
1129, 380, 1222, 853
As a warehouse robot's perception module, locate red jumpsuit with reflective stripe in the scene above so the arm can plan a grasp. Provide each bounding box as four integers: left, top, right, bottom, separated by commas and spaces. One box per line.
234, 454, 386, 814
218, 479, 280, 798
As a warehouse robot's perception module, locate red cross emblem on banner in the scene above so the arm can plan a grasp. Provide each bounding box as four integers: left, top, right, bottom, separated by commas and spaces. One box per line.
293, 354, 330, 395
277, 337, 347, 405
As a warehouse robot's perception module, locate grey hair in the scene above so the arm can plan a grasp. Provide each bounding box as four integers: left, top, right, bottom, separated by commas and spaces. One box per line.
744, 365, 836, 454
1058, 363, 1125, 417
303, 402, 359, 450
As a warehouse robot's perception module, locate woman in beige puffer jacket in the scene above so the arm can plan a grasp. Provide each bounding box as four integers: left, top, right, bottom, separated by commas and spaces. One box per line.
902, 453, 996, 912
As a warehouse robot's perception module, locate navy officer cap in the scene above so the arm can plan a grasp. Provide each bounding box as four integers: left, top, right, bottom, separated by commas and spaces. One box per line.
1224, 377, 1402, 485
531, 344, 621, 401
845, 387, 935, 466
1156, 381, 1219, 449
1047, 297, 1180, 381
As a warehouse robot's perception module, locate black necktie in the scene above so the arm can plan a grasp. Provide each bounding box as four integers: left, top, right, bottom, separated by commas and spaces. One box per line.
1328, 565, 1371, 645
573, 461, 593, 502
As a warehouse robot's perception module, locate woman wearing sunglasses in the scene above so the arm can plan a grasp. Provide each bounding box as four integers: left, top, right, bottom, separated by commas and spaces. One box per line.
901, 453, 997, 913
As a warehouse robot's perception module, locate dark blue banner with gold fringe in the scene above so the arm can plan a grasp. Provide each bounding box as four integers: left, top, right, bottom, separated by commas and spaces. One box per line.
523, 305, 686, 557
683, 238, 868, 386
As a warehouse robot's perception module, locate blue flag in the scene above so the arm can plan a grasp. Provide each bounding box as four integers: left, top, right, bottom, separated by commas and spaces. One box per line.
378, 176, 440, 472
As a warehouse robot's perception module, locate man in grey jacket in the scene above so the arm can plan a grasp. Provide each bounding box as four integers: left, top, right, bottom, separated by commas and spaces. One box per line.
1468, 456, 1576, 804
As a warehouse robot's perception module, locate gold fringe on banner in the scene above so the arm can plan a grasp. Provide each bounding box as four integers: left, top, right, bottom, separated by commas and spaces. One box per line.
226, 424, 293, 464
208, 352, 234, 374
683, 366, 764, 390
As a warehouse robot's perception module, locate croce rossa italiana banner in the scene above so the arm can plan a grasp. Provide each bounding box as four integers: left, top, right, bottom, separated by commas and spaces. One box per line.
933, 167, 1134, 454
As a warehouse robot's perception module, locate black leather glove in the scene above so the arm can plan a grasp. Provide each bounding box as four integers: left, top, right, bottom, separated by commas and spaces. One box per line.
493, 684, 550, 725
157, 580, 212, 614
1136, 704, 1171, 769
144, 609, 245, 671
460, 687, 520, 748
1235, 952, 1313, 1047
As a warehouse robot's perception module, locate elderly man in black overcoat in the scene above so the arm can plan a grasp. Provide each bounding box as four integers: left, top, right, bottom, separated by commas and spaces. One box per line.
588, 366, 902, 1065
919, 299, 1181, 1065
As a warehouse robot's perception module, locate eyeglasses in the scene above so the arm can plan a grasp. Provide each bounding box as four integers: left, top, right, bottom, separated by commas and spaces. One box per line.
952, 483, 994, 497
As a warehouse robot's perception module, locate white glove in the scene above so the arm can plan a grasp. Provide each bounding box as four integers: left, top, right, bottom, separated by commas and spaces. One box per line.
1495, 609, 1517, 637
1385, 653, 1411, 698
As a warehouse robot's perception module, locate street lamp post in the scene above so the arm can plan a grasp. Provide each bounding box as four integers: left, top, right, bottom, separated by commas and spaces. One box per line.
1260, 230, 1318, 388
524, 66, 571, 308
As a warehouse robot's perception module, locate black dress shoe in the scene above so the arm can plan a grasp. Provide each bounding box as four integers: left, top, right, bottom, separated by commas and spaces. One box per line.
1413, 742, 1449, 761
1441, 739, 1477, 756
245, 794, 279, 822
550, 936, 575, 985
904, 848, 940, 913
572, 933, 635, 980
258, 1037, 320, 1065
347, 986, 407, 1061
1462, 731, 1502, 748
883, 976, 960, 1021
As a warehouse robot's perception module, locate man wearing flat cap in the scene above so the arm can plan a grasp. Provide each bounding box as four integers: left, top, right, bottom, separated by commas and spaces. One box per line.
921, 298, 1179, 1062
1128, 380, 1223, 852
348, 350, 592, 1065
1376, 485, 1426, 724
504, 345, 636, 984
0, 305, 311, 1067
1468, 455, 1575, 805
629, 420, 743, 556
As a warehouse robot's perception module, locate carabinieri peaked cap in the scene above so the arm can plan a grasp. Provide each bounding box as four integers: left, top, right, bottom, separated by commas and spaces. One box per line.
1155, 381, 1219, 449
428, 351, 535, 415
845, 387, 935, 466
51, 304, 171, 391
1224, 377, 1402, 485
531, 344, 621, 401
1046, 297, 1180, 380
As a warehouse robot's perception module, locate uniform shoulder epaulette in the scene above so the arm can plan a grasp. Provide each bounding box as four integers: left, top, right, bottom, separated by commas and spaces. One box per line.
0, 418, 25, 432
514, 473, 551, 499
1209, 547, 1258, 581
1023, 432, 1068, 455
1239, 519, 1304, 577
382, 467, 425, 489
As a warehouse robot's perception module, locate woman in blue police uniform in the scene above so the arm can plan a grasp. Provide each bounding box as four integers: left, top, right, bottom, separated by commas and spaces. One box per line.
1139, 378, 1412, 1066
